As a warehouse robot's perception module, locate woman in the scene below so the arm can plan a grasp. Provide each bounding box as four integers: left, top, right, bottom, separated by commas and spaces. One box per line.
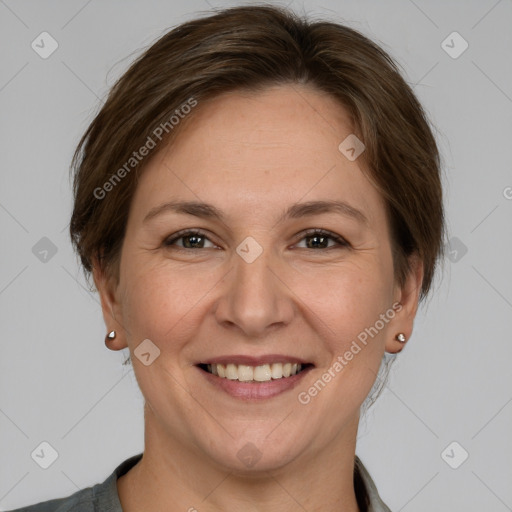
10, 4, 444, 511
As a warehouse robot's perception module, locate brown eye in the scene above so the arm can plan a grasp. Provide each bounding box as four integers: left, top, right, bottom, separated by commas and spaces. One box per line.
164, 230, 215, 249
163, 228, 349, 252
296, 229, 349, 250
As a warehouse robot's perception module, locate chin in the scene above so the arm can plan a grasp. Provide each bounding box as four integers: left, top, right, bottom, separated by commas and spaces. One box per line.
201, 428, 310, 474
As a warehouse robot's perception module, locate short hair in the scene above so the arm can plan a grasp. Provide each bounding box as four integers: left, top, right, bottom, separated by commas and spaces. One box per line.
70, 4, 445, 299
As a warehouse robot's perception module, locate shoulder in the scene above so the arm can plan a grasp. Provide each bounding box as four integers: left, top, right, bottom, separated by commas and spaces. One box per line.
6, 454, 143, 512
7, 486, 99, 512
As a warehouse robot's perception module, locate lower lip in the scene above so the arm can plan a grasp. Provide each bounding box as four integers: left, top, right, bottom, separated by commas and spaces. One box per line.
198, 366, 313, 400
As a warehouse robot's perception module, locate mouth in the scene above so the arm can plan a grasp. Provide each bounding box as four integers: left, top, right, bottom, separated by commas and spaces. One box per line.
195, 358, 314, 400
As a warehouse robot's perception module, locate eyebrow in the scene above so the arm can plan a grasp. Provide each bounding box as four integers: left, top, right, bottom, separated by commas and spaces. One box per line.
143, 199, 368, 226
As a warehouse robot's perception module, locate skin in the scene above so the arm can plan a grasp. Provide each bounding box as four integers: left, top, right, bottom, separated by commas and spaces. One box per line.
93, 84, 423, 511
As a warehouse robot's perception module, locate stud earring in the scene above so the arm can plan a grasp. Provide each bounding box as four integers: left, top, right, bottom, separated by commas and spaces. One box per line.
105, 330, 116, 344
395, 333, 406, 343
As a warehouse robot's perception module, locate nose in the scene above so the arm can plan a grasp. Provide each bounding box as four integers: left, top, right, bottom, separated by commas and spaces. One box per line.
213, 243, 295, 339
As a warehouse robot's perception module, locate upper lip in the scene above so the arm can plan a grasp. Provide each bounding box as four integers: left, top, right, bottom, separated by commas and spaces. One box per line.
197, 354, 312, 366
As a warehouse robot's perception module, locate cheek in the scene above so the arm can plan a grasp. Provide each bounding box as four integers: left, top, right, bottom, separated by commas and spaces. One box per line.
297, 257, 395, 346
119, 257, 220, 351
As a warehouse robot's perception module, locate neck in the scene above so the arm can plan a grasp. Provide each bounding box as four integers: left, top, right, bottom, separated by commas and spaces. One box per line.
118, 406, 361, 512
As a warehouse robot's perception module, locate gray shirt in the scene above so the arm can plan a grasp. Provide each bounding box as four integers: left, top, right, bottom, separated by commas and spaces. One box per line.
7, 454, 391, 511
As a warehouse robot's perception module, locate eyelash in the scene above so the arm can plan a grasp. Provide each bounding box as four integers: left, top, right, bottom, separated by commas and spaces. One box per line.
163, 228, 350, 251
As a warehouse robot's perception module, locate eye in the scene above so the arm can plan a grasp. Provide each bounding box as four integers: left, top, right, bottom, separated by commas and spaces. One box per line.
294, 228, 350, 250
164, 228, 349, 252
163, 229, 216, 250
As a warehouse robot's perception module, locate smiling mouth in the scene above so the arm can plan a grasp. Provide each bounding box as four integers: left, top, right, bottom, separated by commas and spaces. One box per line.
197, 362, 313, 382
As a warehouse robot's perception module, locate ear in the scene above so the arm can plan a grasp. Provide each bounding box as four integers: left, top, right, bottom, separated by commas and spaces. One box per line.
386, 253, 424, 354
92, 257, 128, 351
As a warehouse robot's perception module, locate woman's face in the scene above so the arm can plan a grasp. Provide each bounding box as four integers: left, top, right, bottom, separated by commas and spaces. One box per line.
98, 84, 420, 472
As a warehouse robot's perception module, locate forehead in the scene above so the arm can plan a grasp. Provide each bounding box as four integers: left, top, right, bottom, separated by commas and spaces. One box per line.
131, 84, 385, 227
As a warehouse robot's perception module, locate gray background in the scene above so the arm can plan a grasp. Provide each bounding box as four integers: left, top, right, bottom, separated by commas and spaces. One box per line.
1, 0, 511, 510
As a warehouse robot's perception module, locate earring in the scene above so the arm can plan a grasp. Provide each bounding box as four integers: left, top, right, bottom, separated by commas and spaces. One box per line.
105, 330, 116, 343
395, 333, 406, 343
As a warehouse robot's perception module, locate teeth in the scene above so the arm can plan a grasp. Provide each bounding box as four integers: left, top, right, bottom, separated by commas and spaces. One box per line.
271, 363, 283, 379
226, 363, 238, 380
238, 365, 254, 382
206, 362, 303, 382
254, 364, 272, 382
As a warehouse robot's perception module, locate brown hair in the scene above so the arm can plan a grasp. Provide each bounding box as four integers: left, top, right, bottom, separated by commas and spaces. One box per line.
70, 4, 445, 300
